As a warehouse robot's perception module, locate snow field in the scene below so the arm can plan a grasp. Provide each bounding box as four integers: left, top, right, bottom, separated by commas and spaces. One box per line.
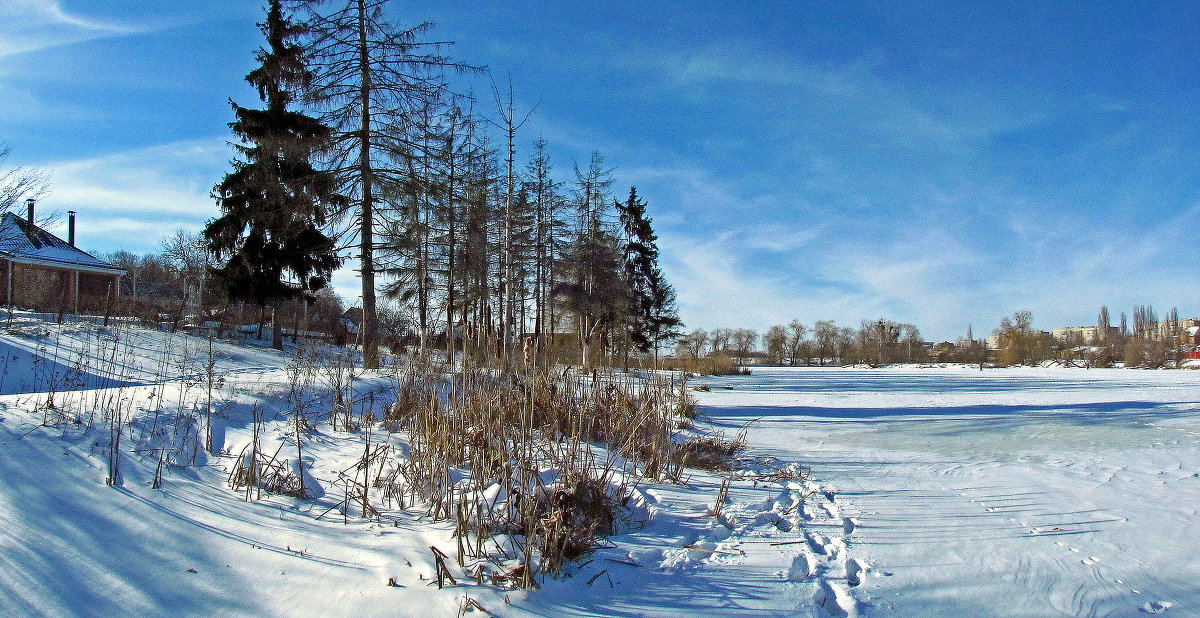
3, 316, 1198, 616
696, 366, 1200, 616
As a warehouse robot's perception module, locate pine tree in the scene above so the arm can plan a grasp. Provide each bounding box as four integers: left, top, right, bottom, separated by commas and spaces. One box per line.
616, 187, 680, 367
206, 0, 343, 351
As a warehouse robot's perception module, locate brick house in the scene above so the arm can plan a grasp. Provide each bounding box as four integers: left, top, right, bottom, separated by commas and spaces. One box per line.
0, 203, 125, 314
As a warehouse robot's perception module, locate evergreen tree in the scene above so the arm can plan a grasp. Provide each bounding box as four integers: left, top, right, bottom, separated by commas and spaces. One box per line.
206, 0, 342, 350
557, 214, 625, 367
616, 187, 680, 367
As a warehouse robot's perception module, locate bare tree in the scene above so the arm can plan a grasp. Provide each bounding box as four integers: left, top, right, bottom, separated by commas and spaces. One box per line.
678, 328, 708, 359
730, 328, 757, 366
302, 0, 474, 368
708, 327, 732, 356
813, 320, 838, 366
490, 78, 535, 366
784, 320, 807, 366
763, 325, 787, 364
0, 145, 49, 213
160, 229, 213, 306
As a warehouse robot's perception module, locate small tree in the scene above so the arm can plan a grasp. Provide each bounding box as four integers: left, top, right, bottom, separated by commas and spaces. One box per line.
557, 217, 626, 367
678, 328, 708, 359
813, 320, 838, 366
784, 320, 807, 366
161, 229, 215, 307
763, 325, 787, 364
730, 328, 757, 366
994, 310, 1052, 366
1, 146, 48, 214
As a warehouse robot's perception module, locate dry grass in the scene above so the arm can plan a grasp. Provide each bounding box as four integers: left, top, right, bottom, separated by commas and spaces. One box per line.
672, 428, 747, 471
372, 365, 700, 585
658, 354, 750, 376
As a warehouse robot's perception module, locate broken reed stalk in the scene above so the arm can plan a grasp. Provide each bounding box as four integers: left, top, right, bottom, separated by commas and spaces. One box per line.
712, 477, 732, 518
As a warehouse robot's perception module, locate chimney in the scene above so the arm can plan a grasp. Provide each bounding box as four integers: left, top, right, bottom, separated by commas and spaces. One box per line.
25, 198, 34, 225
68, 211, 76, 247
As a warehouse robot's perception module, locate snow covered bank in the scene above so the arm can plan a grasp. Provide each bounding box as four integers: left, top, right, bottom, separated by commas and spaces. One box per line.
2, 319, 1196, 616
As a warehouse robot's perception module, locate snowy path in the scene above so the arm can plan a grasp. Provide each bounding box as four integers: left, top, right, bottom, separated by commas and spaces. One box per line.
697, 366, 1200, 616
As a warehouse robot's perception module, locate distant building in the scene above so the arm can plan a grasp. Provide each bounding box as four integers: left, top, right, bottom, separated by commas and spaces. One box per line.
1050, 325, 1118, 344
0, 204, 125, 314
1158, 318, 1200, 341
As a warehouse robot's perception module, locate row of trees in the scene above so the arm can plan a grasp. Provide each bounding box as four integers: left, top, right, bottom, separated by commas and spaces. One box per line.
981, 306, 1197, 368
675, 305, 1200, 370
676, 318, 926, 368
205, 0, 680, 364
1092, 305, 1194, 368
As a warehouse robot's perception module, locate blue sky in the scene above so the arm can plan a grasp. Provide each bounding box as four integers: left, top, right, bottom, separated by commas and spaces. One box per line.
3, 1, 1199, 341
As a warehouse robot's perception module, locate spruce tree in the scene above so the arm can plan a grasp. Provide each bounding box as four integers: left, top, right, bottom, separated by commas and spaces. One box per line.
616, 187, 681, 367
206, 0, 343, 350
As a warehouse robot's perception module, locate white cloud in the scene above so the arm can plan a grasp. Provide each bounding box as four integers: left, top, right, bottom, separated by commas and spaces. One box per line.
28, 138, 230, 252
0, 1, 142, 59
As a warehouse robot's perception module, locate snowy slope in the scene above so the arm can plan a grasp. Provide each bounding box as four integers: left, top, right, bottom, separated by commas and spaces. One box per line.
2, 316, 1197, 616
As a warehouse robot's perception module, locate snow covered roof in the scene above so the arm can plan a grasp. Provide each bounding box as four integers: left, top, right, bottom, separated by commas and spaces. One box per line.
0, 212, 125, 275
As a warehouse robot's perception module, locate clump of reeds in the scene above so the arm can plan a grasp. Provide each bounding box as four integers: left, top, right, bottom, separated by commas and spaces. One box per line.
376, 365, 696, 587
673, 431, 747, 471
657, 354, 749, 376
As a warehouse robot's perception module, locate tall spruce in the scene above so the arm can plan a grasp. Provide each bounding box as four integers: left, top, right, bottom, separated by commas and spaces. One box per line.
206, 0, 342, 351
617, 187, 681, 367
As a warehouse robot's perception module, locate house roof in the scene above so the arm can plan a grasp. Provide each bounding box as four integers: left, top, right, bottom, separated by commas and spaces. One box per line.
0, 212, 125, 275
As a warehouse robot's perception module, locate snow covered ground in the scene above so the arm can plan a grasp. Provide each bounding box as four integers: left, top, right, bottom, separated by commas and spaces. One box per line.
1, 316, 1197, 616
694, 366, 1200, 616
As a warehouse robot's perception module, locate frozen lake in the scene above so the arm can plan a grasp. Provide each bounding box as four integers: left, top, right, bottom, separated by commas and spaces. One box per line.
696, 366, 1200, 616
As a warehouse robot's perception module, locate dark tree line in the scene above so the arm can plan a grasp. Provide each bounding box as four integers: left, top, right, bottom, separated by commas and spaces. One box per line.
205, 0, 681, 367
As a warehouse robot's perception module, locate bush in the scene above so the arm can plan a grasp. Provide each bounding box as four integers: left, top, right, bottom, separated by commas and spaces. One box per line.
658, 354, 748, 376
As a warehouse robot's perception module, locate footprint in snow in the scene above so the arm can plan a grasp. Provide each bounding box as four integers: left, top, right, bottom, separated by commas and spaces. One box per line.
1141, 601, 1173, 614
787, 552, 815, 581
843, 517, 857, 535
846, 558, 869, 586
816, 580, 857, 618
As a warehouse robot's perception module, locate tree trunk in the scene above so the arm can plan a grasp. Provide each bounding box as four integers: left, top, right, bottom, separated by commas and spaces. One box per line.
271, 302, 284, 350
356, 0, 379, 369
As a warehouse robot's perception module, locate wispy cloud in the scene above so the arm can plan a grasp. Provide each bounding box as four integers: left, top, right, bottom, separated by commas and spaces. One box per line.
29, 138, 230, 252
0, 1, 145, 59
